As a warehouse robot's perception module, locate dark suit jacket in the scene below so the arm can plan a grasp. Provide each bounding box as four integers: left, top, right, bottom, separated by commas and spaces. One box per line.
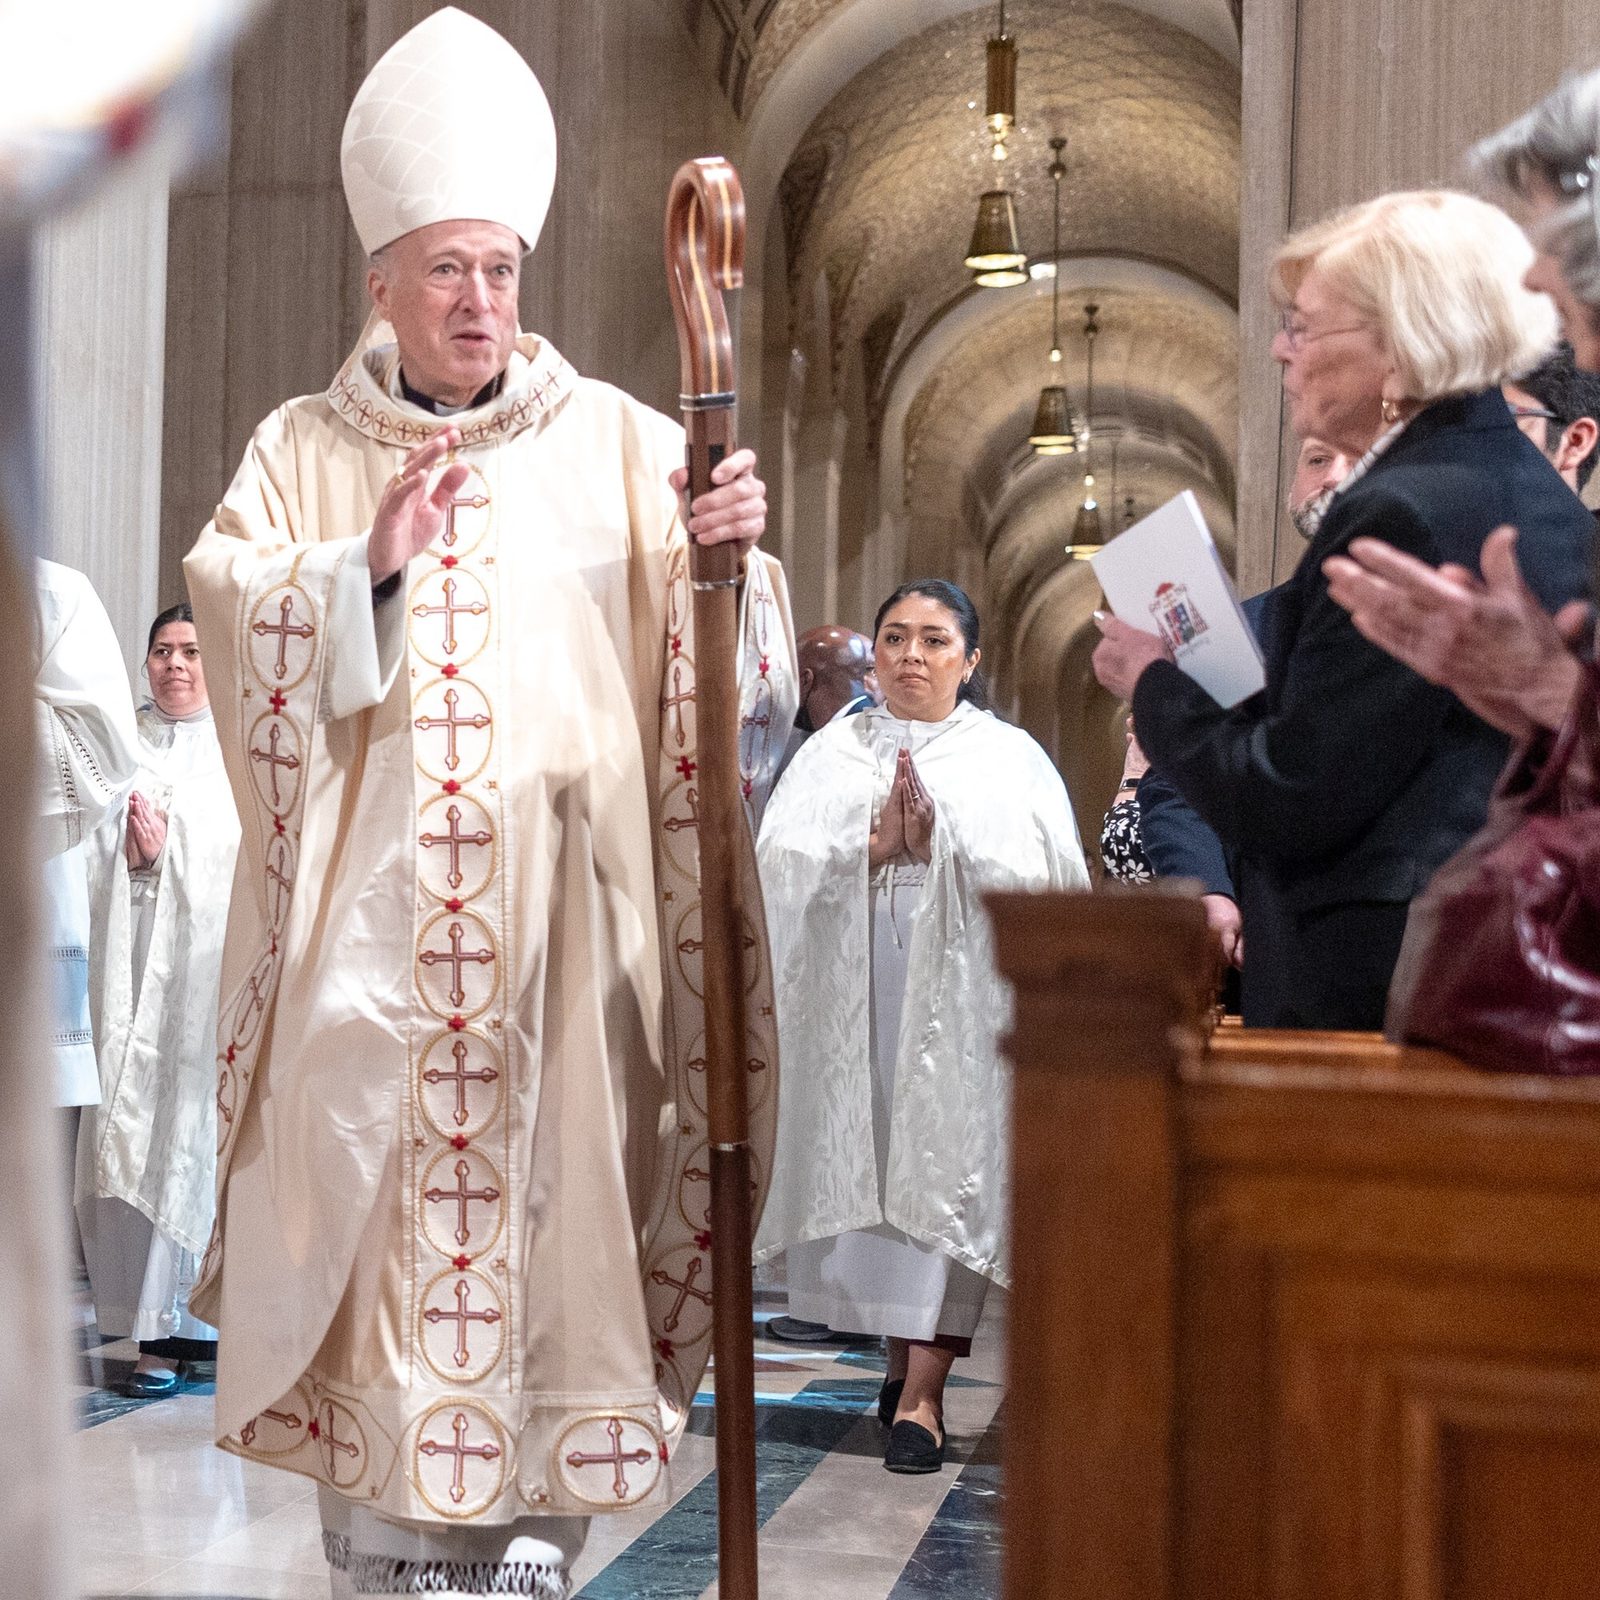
1133, 389, 1596, 1029
1136, 590, 1276, 897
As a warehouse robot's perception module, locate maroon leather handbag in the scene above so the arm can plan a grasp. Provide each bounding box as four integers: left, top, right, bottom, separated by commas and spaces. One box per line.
1386, 660, 1600, 1074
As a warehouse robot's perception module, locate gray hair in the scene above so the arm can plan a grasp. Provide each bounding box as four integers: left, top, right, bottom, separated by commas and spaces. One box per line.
1470, 69, 1600, 313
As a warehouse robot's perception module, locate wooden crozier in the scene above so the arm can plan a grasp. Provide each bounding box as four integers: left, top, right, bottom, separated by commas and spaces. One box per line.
665, 155, 760, 1599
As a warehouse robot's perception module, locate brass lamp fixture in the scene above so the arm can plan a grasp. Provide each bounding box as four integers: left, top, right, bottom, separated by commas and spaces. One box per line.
964, 0, 1026, 287
985, 0, 1018, 163
1028, 138, 1074, 453
1065, 303, 1106, 559
965, 190, 1027, 285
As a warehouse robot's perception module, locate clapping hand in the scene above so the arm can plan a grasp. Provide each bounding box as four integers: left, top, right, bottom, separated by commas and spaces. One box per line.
869, 749, 935, 867
125, 791, 168, 870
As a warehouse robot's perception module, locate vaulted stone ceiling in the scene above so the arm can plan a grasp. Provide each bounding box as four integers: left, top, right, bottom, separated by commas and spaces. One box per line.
901, 284, 1238, 582
743, 0, 1241, 831
744, 0, 850, 109
779, 2, 1238, 356
742, 0, 1242, 117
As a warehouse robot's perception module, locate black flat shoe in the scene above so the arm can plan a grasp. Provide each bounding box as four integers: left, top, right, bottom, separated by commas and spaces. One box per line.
876, 1377, 905, 1428
766, 1316, 838, 1344
884, 1418, 944, 1474
122, 1364, 182, 1398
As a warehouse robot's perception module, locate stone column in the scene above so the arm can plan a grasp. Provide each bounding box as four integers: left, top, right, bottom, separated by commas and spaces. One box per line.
33, 149, 170, 677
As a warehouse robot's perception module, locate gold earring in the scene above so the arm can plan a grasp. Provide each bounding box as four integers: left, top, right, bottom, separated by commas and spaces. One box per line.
1380, 396, 1401, 425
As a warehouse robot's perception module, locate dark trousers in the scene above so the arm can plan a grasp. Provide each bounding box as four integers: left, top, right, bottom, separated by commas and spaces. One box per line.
1241, 896, 1411, 1031
139, 1336, 217, 1360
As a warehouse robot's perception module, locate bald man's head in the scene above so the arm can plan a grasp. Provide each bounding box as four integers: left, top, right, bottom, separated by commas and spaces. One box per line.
796, 625, 877, 730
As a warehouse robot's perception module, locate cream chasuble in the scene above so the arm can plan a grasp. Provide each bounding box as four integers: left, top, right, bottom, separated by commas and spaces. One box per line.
185, 325, 794, 1526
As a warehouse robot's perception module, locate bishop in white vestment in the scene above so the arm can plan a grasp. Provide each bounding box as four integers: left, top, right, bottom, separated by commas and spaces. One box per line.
184, 11, 794, 1595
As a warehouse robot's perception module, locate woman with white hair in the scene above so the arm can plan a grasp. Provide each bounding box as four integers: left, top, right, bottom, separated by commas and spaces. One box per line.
1325, 75, 1600, 734
1093, 189, 1595, 1029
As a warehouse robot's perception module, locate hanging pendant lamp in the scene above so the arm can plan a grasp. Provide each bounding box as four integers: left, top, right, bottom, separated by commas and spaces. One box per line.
965, 1, 1025, 285
965, 190, 1026, 278
985, 0, 1018, 163
1066, 304, 1106, 557
1029, 138, 1074, 451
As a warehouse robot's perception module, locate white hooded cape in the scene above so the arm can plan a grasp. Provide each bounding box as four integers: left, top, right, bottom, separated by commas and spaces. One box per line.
754, 702, 1087, 1286
81, 704, 241, 1253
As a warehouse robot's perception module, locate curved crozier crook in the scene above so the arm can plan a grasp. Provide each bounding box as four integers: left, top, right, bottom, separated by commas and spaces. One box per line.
665, 156, 746, 408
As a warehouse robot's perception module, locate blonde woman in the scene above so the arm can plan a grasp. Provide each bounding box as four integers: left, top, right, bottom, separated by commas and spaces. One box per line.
1094, 190, 1595, 1029
1328, 73, 1600, 739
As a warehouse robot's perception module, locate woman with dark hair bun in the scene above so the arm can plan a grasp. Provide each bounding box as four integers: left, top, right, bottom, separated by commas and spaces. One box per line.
77, 601, 240, 1396
756, 579, 1087, 1473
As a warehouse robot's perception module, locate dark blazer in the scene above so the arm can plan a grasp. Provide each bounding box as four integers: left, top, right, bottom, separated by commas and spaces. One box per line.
1136, 590, 1276, 897
1133, 389, 1596, 1029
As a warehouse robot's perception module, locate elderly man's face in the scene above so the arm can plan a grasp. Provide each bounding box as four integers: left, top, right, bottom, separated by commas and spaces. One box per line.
1289, 437, 1349, 510
369, 219, 522, 407
1520, 183, 1600, 373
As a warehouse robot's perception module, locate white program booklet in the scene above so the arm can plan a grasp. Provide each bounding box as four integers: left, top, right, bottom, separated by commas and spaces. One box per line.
1088, 490, 1265, 709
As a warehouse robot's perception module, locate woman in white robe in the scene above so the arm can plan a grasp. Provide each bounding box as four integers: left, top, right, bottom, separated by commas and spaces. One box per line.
756, 579, 1088, 1472
78, 604, 241, 1395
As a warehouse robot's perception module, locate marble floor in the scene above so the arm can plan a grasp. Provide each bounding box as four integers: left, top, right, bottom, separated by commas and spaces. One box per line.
71, 1303, 1005, 1599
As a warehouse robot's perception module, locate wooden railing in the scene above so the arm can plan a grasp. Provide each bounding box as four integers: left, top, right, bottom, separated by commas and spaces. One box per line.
989, 890, 1600, 1600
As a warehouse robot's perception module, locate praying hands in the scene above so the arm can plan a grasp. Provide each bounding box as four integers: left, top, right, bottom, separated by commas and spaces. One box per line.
124, 790, 168, 871
869, 748, 935, 868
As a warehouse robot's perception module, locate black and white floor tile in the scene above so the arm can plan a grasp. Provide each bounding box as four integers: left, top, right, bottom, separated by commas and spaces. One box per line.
72, 1303, 1005, 1599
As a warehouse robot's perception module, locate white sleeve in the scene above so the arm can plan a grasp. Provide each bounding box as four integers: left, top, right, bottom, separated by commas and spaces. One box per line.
318, 529, 407, 722
34, 566, 139, 857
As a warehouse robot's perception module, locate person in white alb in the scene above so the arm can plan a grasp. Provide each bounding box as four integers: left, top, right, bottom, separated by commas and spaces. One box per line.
77, 602, 240, 1397
757, 580, 1087, 1475
34, 560, 141, 1109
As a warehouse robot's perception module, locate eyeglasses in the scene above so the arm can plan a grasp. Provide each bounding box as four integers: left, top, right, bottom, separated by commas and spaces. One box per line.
1277, 308, 1370, 352
1508, 403, 1559, 423
1555, 153, 1599, 198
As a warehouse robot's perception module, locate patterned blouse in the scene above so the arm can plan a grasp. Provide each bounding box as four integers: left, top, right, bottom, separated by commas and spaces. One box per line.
1099, 796, 1154, 884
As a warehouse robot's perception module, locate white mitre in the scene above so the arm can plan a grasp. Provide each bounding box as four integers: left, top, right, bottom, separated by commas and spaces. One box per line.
340, 6, 557, 256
